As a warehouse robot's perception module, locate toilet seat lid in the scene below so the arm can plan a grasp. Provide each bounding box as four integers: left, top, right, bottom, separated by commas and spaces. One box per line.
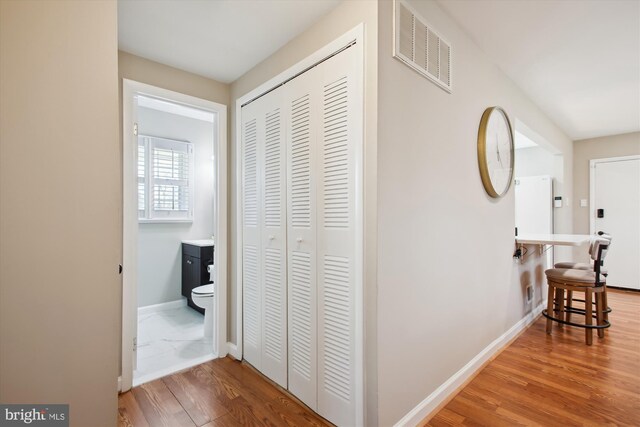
192, 284, 214, 296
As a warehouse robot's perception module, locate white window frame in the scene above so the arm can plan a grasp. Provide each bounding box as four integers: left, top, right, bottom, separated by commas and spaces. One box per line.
137, 135, 195, 223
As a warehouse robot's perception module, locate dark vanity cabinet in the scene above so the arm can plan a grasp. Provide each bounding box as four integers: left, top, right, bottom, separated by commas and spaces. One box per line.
181, 243, 214, 314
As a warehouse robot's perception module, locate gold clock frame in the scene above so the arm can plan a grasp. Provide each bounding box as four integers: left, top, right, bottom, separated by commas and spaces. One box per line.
477, 106, 515, 198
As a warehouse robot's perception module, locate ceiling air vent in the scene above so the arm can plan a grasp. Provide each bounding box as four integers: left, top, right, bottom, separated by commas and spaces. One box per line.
393, 0, 452, 93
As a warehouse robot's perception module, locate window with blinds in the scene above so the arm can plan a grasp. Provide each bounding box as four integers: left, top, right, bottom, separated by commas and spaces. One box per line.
137, 135, 194, 222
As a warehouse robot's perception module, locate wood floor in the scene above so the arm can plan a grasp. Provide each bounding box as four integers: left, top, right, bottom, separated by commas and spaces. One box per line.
118, 357, 331, 427
120, 289, 639, 427
426, 288, 640, 426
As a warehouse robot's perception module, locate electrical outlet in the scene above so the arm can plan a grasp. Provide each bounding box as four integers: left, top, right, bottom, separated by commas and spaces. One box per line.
526, 285, 533, 303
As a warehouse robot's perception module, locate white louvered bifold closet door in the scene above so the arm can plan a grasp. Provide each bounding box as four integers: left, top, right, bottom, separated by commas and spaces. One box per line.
285, 64, 321, 410
315, 44, 360, 427
242, 101, 262, 370
241, 86, 288, 387
242, 42, 361, 426
260, 88, 288, 388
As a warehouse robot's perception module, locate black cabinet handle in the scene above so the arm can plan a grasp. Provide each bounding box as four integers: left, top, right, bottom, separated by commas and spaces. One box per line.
186, 259, 192, 265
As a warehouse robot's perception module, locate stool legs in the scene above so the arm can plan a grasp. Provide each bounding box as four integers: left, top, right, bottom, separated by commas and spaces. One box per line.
585, 289, 593, 345
544, 280, 609, 345
602, 286, 609, 323
596, 292, 605, 339
565, 290, 573, 323
557, 289, 565, 328
546, 284, 555, 334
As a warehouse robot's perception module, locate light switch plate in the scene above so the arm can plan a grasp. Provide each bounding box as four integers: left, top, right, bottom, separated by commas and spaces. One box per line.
580, 199, 588, 207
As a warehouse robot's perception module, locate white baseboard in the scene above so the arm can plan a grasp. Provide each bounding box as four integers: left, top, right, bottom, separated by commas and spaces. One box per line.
394, 303, 545, 427
138, 298, 187, 316
227, 342, 241, 360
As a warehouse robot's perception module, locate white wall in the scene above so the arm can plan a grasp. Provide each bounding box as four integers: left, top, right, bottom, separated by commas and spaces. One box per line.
515, 146, 561, 178
376, 1, 573, 425
137, 106, 215, 307
0, 1, 120, 425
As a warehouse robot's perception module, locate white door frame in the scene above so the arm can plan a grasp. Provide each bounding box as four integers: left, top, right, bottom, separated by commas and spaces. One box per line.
121, 79, 228, 392
234, 23, 364, 425
589, 154, 640, 234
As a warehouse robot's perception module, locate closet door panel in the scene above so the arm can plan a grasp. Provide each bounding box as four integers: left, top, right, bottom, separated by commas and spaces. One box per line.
316, 46, 360, 427
286, 67, 320, 410
241, 102, 262, 370
260, 91, 288, 388
242, 88, 288, 387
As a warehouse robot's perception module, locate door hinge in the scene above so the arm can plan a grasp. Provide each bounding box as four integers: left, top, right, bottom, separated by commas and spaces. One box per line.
133, 123, 138, 136
133, 337, 137, 352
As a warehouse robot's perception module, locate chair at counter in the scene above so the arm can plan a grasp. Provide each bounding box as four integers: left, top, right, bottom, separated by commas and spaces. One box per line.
543, 233, 612, 345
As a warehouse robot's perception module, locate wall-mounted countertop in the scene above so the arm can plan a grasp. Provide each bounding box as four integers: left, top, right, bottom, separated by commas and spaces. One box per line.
516, 234, 591, 246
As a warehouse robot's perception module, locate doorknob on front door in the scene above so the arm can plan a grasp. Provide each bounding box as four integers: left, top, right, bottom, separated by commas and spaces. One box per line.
296, 237, 303, 243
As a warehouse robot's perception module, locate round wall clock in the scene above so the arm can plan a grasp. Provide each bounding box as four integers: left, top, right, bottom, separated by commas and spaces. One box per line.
477, 106, 514, 198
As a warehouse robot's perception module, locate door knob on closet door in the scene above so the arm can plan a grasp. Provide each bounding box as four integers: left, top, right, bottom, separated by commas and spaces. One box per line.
296, 237, 303, 243
268, 235, 275, 240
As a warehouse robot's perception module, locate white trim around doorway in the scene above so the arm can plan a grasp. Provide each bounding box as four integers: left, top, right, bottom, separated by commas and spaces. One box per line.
589, 154, 640, 234
121, 79, 228, 392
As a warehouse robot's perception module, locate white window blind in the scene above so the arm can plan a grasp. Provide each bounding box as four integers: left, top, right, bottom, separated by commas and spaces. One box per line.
137, 135, 194, 222
138, 143, 146, 214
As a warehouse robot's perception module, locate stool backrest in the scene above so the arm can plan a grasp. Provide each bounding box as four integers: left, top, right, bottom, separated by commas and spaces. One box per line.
591, 237, 611, 285
588, 231, 612, 257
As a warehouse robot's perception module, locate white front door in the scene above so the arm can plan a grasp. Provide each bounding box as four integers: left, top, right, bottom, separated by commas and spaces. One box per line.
592, 156, 640, 290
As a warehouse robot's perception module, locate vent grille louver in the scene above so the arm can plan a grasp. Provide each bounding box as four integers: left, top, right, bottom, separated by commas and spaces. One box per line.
322, 255, 351, 401
264, 109, 282, 227
290, 95, 312, 228
323, 76, 350, 229
243, 245, 259, 348
394, 0, 452, 92
243, 119, 258, 226
263, 247, 284, 362
290, 251, 313, 381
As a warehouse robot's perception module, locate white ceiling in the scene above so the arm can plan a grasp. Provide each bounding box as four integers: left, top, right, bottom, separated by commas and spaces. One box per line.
437, 0, 640, 140
118, 0, 341, 84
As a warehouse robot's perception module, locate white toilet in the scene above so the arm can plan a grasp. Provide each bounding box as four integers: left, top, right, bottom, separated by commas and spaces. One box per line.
191, 264, 215, 340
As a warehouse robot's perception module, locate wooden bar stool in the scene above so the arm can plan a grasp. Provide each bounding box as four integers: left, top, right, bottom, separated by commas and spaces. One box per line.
554, 232, 611, 325
543, 238, 610, 345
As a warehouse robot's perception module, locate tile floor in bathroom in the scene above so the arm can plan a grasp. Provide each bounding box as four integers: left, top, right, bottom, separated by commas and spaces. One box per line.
134, 302, 216, 386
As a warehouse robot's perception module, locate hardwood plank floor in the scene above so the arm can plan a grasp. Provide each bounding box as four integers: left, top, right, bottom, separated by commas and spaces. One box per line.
121, 289, 638, 427
426, 288, 640, 426
118, 357, 332, 427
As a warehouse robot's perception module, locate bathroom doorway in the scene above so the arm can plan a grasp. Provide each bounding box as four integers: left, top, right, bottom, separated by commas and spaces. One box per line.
121, 80, 228, 391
